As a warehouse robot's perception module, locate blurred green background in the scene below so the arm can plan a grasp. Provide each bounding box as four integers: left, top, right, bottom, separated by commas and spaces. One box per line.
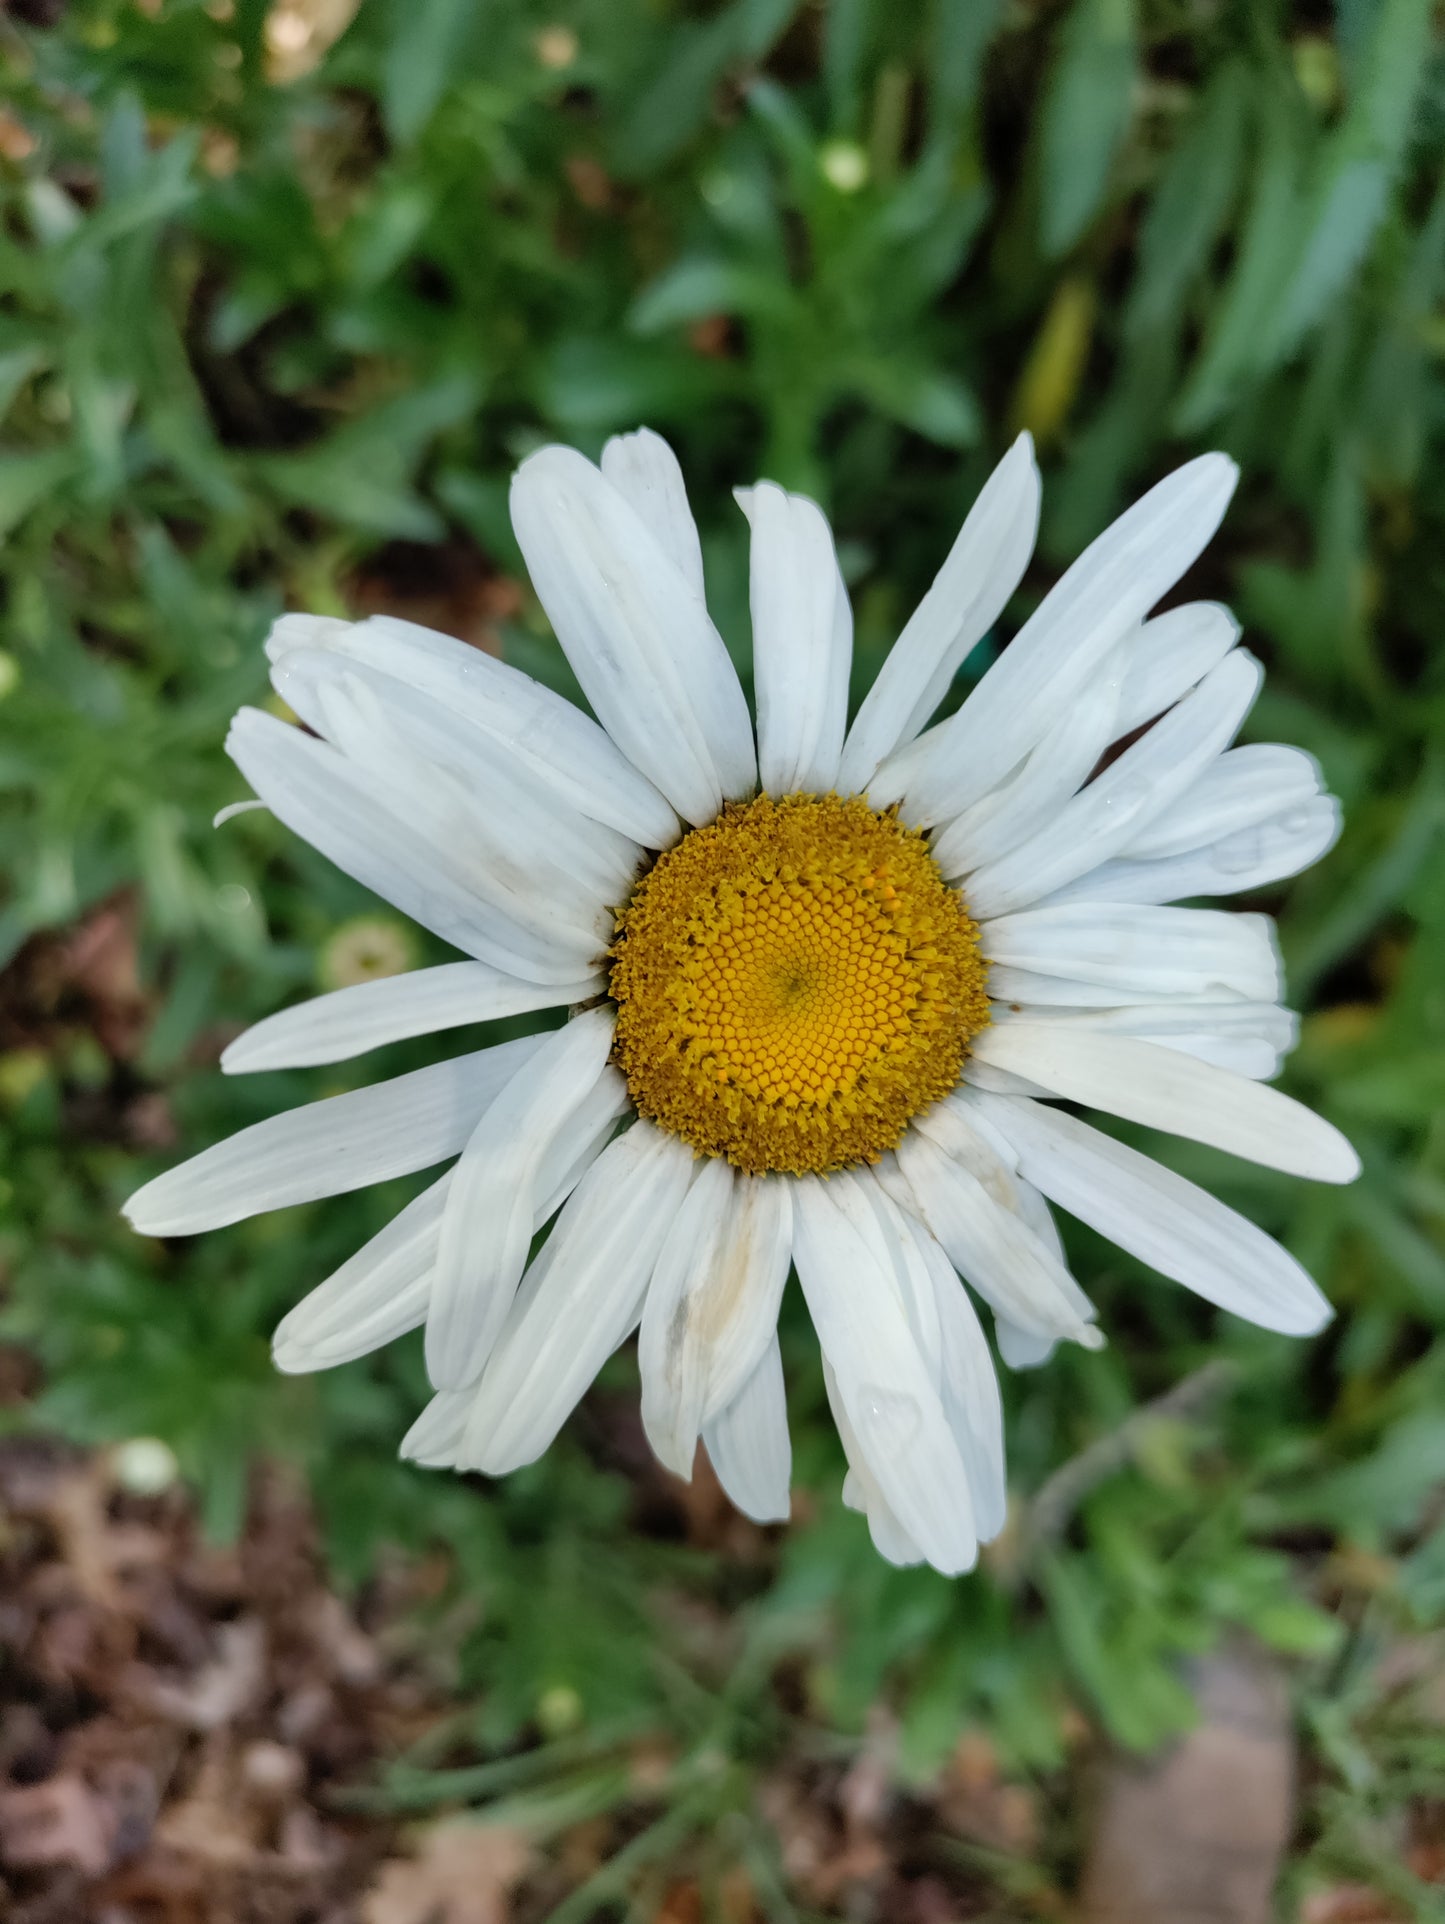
2, 0, 1444, 1914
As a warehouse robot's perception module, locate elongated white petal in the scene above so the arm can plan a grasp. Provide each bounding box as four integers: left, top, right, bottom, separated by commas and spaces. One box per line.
873, 454, 1239, 823
959, 1059, 1052, 1098
276, 1069, 626, 1379
993, 998, 1297, 1049
533, 1065, 632, 1223
971, 1023, 1359, 1183
977, 1018, 1282, 1084
223, 962, 600, 1074
639, 1167, 792, 1479
510, 447, 756, 823
855, 1169, 943, 1382
214, 798, 266, 827
900, 1214, 1007, 1540
459, 1124, 696, 1474
792, 1174, 978, 1576
932, 662, 1122, 879
980, 904, 1283, 1002
838, 433, 1040, 792
703, 1337, 792, 1524
1153, 1035, 1281, 1077
991, 1171, 1071, 1370
600, 428, 706, 599
639, 1160, 734, 1477
272, 1174, 447, 1373
813, 1171, 957, 1555
227, 708, 600, 983
1113, 602, 1240, 736
427, 1009, 616, 1391
992, 998, 1298, 1081
267, 613, 678, 850
825, 1360, 926, 1567
891, 1127, 1098, 1345
995, 1320, 1054, 1368
963, 651, 1263, 919
738, 482, 851, 796
400, 1388, 472, 1467
125, 1035, 544, 1237
970, 1092, 1334, 1335
1126, 744, 1322, 859
274, 652, 641, 913
1038, 796, 1343, 907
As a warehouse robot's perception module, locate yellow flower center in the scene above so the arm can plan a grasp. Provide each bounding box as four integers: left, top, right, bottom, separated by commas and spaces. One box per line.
608, 794, 989, 1176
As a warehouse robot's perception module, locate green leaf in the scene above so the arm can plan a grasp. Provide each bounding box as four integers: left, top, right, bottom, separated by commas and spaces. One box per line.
629, 257, 797, 334
1125, 64, 1248, 340
381, 0, 476, 146
611, 0, 802, 177
1173, 90, 1308, 431
844, 358, 980, 446
928, 0, 1006, 140
0, 449, 78, 536
1039, 0, 1136, 258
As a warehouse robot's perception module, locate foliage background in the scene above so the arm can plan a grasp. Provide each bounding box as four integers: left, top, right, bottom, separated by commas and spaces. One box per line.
1, 0, 1444, 1914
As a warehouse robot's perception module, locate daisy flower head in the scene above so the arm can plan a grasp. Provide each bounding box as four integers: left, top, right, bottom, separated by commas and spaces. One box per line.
125, 429, 1359, 1577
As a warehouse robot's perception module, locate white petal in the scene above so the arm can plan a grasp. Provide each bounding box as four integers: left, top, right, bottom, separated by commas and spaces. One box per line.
993, 997, 1297, 1048
838, 433, 1040, 793
980, 903, 1283, 1002
931, 661, 1123, 879
962, 651, 1263, 919
272, 1173, 447, 1373
990, 1164, 1070, 1369
639, 1167, 792, 1479
992, 998, 1298, 1082
901, 1214, 1008, 1540
856, 1169, 944, 1378
510, 447, 756, 824
458, 1123, 696, 1474
400, 1389, 472, 1467
124, 1034, 544, 1236
737, 482, 851, 796
873, 454, 1239, 823
226, 708, 600, 983
1153, 1035, 1281, 1077
970, 1023, 1360, 1183
914, 1091, 1046, 1214
267, 612, 678, 850
791, 1174, 978, 1575
427, 1009, 616, 1391
1037, 796, 1343, 907
275, 1069, 626, 1380
222, 962, 600, 1074
1113, 601, 1240, 737
1125, 744, 1323, 859
959, 1059, 1053, 1098
703, 1337, 792, 1524
638, 1159, 734, 1478
274, 652, 640, 914
214, 798, 266, 827
533, 1065, 632, 1222
995, 1319, 1055, 1369
973, 1092, 1334, 1335
891, 1126, 1098, 1346
600, 428, 706, 598
824, 1361, 927, 1567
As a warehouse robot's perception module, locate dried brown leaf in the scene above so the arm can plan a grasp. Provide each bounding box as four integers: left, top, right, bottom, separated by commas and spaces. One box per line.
363, 1820, 532, 1924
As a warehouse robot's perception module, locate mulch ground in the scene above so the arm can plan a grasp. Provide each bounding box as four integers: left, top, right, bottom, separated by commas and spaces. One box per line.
0, 1434, 432, 1924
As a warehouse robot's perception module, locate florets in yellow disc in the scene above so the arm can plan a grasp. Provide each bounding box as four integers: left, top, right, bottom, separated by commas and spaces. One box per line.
608, 794, 989, 1176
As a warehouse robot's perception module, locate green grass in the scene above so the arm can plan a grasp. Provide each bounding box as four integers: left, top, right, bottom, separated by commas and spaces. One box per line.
2, 0, 1445, 1912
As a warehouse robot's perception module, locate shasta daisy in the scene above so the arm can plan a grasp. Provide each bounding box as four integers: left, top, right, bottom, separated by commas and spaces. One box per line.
125, 428, 1358, 1576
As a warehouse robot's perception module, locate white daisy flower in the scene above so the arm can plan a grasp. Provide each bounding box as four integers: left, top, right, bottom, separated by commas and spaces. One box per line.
124, 428, 1359, 1577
